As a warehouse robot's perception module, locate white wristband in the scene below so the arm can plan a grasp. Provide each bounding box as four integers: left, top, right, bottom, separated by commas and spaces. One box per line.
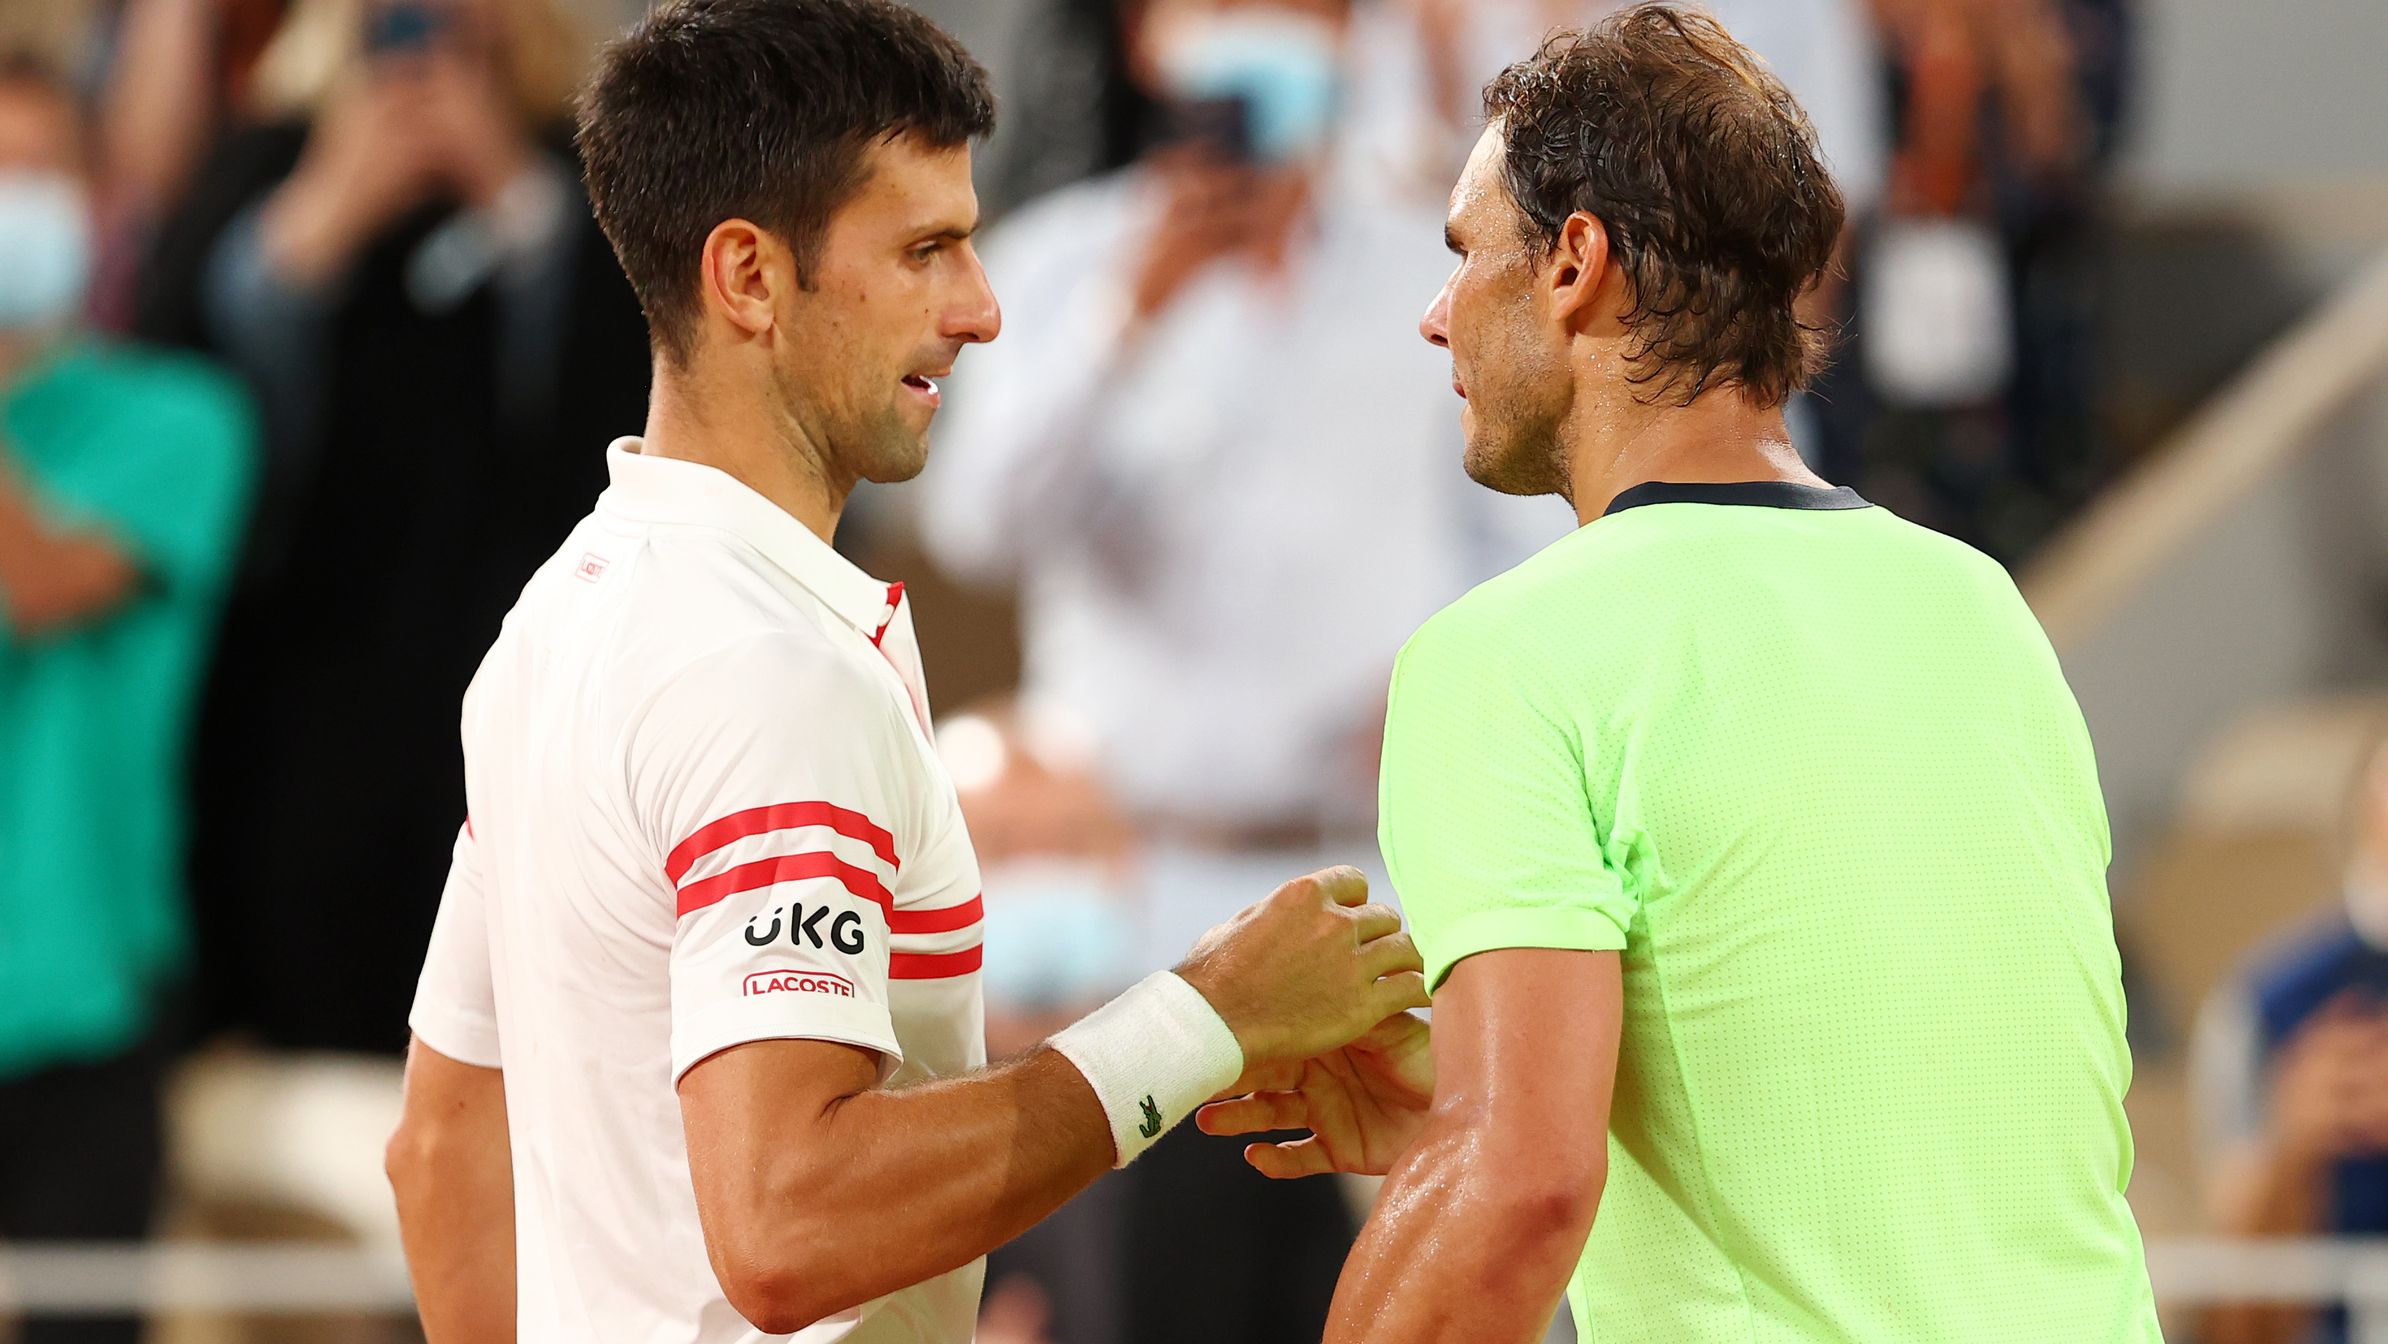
1051, 971, 1245, 1168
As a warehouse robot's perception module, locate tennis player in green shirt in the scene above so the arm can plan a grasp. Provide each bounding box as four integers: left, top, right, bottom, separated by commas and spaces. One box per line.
1198, 6, 2161, 1341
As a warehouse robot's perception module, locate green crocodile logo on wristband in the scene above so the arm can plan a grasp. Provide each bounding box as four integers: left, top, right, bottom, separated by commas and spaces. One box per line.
1137, 1094, 1162, 1139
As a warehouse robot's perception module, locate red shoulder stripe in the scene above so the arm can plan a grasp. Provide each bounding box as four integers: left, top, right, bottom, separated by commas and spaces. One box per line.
676, 851, 894, 919
667, 802, 898, 884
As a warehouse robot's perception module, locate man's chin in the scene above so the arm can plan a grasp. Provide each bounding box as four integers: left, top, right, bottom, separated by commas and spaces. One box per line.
1463, 436, 1561, 499
859, 422, 933, 485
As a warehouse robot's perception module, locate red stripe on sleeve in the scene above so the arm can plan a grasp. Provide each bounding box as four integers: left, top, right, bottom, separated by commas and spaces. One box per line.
676, 852, 895, 920
888, 894, 983, 936
667, 802, 899, 884
889, 945, 983, 979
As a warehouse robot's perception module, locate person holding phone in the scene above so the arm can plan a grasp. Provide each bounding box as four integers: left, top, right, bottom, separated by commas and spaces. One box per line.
923, 0, 1560, 988
2196, 732, 2388, 1344
130, 0, 655, 1058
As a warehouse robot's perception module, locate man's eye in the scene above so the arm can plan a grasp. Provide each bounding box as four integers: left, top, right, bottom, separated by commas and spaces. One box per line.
911, 243, 941, 263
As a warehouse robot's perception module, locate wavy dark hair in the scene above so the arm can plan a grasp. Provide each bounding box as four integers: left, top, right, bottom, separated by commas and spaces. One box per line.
577, 0, 996, 366
1483, 4, 1845, 407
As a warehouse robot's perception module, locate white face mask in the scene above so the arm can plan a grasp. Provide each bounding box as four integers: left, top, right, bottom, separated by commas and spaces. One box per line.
0, 171, 92, 331
1155, 10, 1344, 164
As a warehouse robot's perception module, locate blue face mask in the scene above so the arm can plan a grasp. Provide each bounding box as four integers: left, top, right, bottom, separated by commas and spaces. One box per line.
0, 172, 92, 331
1158, 11, 1343, 165
978, 859, 1141, 1012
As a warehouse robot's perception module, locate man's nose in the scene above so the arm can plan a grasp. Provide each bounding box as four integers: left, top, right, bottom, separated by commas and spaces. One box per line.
1420, 283, 1453, 349
952, 252, 1003, 345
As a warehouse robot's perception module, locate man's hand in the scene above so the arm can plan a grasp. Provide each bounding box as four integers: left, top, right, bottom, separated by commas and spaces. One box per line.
264, 74, 443, 284
1127, 154, 1266, 324
1198, 1011, 1434, 1177
2272, 993, 2388, 1168
1174, 867, 1429, 1068
416, 49, 539, 211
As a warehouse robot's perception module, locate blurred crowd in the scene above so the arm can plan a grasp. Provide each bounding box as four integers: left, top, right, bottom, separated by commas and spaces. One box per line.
0, 0, 2280, 1342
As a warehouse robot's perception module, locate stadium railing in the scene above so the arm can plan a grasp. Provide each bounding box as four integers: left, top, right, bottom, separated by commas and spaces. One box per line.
9, 1238, 2388, 1336
2023, 243, 2388, 652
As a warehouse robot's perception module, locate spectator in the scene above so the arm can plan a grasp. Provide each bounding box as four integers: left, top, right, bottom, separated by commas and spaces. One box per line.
131, 0, 652, 1054
0, 53, 255, 1344
2193, 731, 2388, 1344
1827, 0, 2130, 559
925, 0, 1559, 935
91, 0, 293, 327
1368, 0, 1886, 220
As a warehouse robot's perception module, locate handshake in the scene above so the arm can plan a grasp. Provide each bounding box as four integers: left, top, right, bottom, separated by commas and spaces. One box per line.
1132, 867, 1439, 1178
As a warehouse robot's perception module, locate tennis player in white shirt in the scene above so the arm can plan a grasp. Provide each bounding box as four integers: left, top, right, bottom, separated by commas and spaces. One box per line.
383, 2, 1431, 1341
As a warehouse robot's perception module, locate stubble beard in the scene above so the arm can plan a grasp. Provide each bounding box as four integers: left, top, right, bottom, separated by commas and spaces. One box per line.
1463, 373, 1571, 500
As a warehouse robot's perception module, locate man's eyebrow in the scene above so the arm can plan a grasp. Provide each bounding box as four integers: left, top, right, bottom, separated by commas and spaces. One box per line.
915, 220, 980, 244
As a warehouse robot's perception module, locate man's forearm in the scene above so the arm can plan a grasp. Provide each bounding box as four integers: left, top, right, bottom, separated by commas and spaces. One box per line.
687, 871, 1416, 1333
0, 465, 141, 636
700, 1047, 1112, 1332
1326, 1121, 1597, 1344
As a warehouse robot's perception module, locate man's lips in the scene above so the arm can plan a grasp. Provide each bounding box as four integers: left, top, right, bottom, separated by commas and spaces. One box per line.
901, 372, 944, 410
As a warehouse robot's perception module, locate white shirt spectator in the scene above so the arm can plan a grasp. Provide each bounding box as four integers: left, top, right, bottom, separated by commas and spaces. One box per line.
411, 441, 986, 1343
921, 170, 1564, 834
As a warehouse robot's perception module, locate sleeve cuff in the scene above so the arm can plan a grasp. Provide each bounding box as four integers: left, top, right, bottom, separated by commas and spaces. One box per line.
408, 1005, 502, 1070
671, 995, 903, 1085
1423, 906, 1629, 992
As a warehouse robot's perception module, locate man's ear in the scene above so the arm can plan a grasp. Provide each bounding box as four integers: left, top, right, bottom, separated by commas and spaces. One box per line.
1546, 211, 1613, 331
698, 219, 787, 344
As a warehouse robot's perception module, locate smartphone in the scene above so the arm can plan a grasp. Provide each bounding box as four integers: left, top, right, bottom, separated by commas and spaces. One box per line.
365, 2, 449, 58
1154, 95, 1256, 166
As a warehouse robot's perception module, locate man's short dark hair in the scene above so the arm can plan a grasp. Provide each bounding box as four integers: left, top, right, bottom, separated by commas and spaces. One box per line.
576, 0, 995, 365
1483, 4, 1846, 407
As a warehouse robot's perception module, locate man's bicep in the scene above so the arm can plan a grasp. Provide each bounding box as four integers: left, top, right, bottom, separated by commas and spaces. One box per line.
677, 1039, 883, 1238
403, 1034, 507, 1106
1379, 623, 1633, 990
1429, 948, 1623, 1185
678, 1038, 882, 1139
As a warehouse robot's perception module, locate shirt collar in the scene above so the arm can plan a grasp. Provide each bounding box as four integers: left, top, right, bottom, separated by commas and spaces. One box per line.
1603, 480, 1872, 517
598, 438, 902, 641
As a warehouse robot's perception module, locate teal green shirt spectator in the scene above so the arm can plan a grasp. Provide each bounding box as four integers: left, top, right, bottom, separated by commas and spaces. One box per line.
0, 342, 254, 1078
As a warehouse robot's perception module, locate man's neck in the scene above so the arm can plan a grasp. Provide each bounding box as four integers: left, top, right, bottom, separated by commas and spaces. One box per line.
1561, 381, 1825, 526
638, 359, 850, 544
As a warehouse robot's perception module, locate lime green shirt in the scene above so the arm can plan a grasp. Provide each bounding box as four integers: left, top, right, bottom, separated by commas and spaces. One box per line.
0, 343, 254, 1078
1379, 482, 2159, 1343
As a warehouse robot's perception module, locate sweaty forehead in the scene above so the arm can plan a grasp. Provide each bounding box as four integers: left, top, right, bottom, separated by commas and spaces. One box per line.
1446, 126, 1513, 241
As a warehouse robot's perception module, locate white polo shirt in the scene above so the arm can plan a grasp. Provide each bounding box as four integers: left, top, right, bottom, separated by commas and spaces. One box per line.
409, 440, 987, 1343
